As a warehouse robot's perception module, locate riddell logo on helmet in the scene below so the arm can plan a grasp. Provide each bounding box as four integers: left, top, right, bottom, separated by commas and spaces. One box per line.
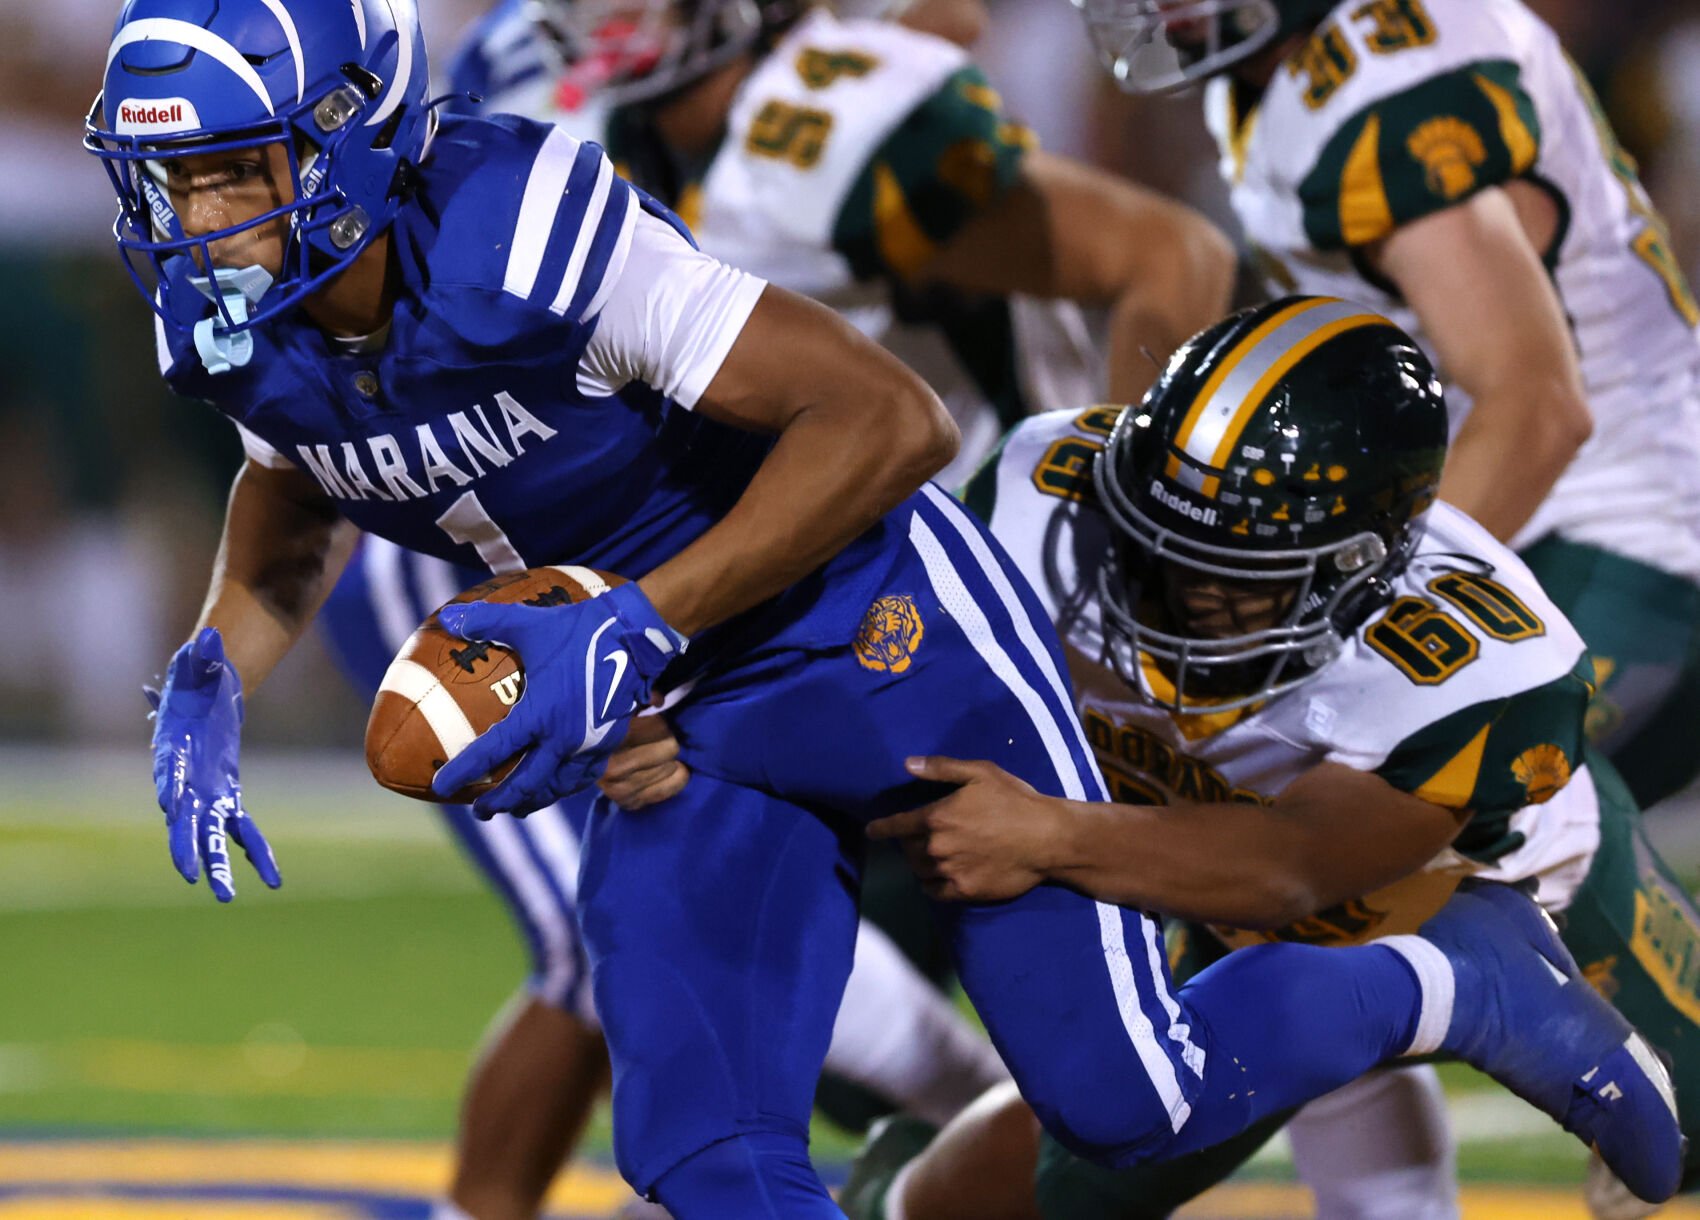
115, 98, 202, 135
1149, 479, 1218, 526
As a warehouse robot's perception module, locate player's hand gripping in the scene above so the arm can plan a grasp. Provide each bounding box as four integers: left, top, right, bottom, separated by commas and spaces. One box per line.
868, 756, 1062, 902
146, 627, 281, 903
598, 710, 691, 810
431, 583, 687, 816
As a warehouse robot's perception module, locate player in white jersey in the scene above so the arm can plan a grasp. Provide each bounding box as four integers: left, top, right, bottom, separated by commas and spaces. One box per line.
1076, 0, 1700, 812
449, 0, 1237, 485
834, 298, 1700, 1219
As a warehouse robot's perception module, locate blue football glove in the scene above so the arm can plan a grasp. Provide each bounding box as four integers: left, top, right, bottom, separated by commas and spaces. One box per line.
430, 581, 687, 817
146, 627, 281, 903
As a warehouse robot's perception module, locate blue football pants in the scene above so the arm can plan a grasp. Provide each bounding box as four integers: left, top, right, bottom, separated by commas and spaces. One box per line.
577, 487, 1423, 1215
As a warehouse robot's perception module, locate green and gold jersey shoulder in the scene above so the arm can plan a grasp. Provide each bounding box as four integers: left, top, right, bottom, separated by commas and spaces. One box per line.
1298, 56, 1540, 250
1226, 0, 1542, 252
830, 63, 1035, 281
1374, 650, 1594, 862
1302, 504, 1596, 862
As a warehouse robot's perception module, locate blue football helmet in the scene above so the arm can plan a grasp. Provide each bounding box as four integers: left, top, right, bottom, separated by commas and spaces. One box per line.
85, 0, 431, 349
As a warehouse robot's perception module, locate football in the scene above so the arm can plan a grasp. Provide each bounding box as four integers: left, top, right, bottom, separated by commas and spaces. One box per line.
365, 565, 624, 803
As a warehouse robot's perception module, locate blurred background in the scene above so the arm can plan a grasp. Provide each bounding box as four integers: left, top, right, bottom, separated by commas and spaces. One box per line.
1, 0, 1698, 1215
4, 0, 1698, 752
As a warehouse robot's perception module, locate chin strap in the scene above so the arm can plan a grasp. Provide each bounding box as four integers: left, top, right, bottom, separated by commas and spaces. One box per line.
188, 266, 274, 375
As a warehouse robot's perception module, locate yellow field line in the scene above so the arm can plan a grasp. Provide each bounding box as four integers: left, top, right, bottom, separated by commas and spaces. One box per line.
0, 1141, 632, 1210
0, 1203, 362, 1219
0, 1142, 1697, 1218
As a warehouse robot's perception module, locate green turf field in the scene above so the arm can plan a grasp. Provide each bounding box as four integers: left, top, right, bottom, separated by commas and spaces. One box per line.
0, 750, 517, 1141
1, 747, 1688, 1201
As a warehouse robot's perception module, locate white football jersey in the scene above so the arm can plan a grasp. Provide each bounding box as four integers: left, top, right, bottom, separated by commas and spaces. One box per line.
690, 11, 1099, 485
971, 408, 1603, 950
454, 5, 1102, 487
1204, 0, 1700, 581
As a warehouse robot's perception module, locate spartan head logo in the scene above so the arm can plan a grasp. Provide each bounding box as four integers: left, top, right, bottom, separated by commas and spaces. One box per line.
1406, 117, 1487, 201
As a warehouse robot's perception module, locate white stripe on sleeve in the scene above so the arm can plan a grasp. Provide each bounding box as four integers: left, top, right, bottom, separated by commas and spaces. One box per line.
1379, 935, 1456, 1057
413, 555, 464, 620
154, 310, 173, 376
1141, 911, 1206, 1079
1099, 904, 1194, 1131
579, 200, 637, 323
503, 127, 579, 302
908, 511, 1084, 800
549, 154, 615, 316
522, 805, 584, 905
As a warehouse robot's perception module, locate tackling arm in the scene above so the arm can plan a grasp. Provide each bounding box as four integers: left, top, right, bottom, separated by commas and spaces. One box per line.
871, 757, 1465, 928
1367, 182, 1592, 542
915, 151, 1238, 403
1047, 763, 1467, 927
196, 459, 359, 689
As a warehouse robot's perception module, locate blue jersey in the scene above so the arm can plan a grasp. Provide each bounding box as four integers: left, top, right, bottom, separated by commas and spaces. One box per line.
160, 112, 898, 653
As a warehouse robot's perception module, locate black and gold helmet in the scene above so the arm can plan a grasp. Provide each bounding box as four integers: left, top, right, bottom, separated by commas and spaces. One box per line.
1073, 0, 1338, 93
1094, 296, 1448, 712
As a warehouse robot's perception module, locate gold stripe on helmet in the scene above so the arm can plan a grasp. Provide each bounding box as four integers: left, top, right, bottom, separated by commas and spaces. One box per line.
1165, 296, 1332, 485
1168, 298, 1396, 498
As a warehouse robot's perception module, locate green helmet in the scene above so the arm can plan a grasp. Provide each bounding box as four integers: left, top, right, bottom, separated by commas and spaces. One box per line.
1093, 295, 1448, 712
1072, 0, 1338, 93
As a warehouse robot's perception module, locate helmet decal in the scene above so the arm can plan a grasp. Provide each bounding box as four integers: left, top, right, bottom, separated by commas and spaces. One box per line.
366, 0, 417, 129
115, 97, 203, 135
1166, 296, 1399, 497
255, 0, 308, 102
106, 20, 276, 114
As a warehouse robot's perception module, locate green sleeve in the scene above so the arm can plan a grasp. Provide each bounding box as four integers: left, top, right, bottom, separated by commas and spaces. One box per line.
1373, 655, 1593, 863
831, 65, 1035, 281
1298, 59, 1542, 251
957, 431, 1009, 521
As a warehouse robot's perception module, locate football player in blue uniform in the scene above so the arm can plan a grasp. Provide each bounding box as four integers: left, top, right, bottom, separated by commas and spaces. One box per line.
93, 0, 1686, 1213
319, 0, 1238, 1210
321, 536, 1009, 1220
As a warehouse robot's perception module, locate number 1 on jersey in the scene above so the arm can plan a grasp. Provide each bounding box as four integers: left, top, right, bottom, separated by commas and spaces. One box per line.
437, 490, 526, 573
